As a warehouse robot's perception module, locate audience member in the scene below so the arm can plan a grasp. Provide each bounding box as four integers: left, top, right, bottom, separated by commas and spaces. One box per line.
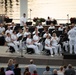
7, 59, 14, 71
0, 67, 5, 75
64, 64, 76, 75
5, 67, 14, 75
43, 66, 52, 75
13, 64, 21, 75
23, 67, 31, 75
32, 70, 38, 75
52, 69, 58, 75
57, 66, 64, 75
28, 59, 37, 75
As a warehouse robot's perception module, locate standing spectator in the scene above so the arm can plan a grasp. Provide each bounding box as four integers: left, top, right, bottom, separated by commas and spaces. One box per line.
64, 64, 76, 75
5, 67, 14, 75
0, 67, 5, 75
28, 59, 37, 75
13, 64, 21, 75
7, 59, 14, 71
20, 13, 27, 26
43, 66, 52, 75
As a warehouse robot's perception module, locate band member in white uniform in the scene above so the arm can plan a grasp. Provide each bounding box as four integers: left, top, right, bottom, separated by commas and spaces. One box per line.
51, 33, 61, 55
48, 22, 55, 30
45, 34, 56, 56
26, 33, 40, 54
33, 31, 43, 51
11, 31, 20, 51
20, 13, 26, 26
0, 23, 5, 34
43, 31, 51, 38
17, 28, 23, 38
5, 26, 13, 36
36, 23, 43, 29
24, 27, 30, 37
68, 23, 76, 54
33, 27, 39, 35
5, 33, 19, 52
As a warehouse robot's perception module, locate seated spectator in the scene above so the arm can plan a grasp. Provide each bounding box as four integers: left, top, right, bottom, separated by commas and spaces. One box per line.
43, 66, 52, 75
5, 67, 14, 75
53, 69, 58, 75
32, 70, 38, 75
13, 64, 21, 75
57, 66, 64, 75
23, 67, 31, 75
64, 64, 76, 75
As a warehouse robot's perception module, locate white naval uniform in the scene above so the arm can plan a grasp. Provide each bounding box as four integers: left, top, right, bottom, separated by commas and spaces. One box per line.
0, 27, 5, 33
48, 26, 55, 30
43, 33, 51, 38
58, 27, 64, 31
5, 36, 19, 52
24, 32, 30, 37
5, 29, 13, 35
68, 28, 76, 54
45, 38, 56, 55
11, 34, 20, 50
20, 16, 26, 26
51, 37, 61, 54
36, 25, 43, 29
26, 37, 40, 54
33, 34, 43, 51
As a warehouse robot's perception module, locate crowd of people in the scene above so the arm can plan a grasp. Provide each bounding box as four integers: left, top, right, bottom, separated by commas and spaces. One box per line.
0, 59, 76, 75
0, 13, 76, 56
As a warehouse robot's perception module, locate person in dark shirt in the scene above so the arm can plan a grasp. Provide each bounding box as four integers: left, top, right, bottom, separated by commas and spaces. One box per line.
64, 64, 76, 75
13, 64, 21, 75
0, 67, 5, 75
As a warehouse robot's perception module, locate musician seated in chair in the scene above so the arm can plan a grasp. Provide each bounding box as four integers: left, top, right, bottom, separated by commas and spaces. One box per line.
26, 33, 40, 54
33, 31, 43, 52
5, 33, 19, 53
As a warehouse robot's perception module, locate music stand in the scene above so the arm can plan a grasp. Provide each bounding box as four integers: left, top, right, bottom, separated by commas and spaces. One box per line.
26, 22, 32, 26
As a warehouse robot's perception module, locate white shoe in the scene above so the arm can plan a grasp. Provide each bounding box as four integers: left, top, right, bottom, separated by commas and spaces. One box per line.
51, 55, 54, 57
16, 51, 19, 53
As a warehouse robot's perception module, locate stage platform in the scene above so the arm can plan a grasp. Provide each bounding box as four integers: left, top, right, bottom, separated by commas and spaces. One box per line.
0, 46, 76, 66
